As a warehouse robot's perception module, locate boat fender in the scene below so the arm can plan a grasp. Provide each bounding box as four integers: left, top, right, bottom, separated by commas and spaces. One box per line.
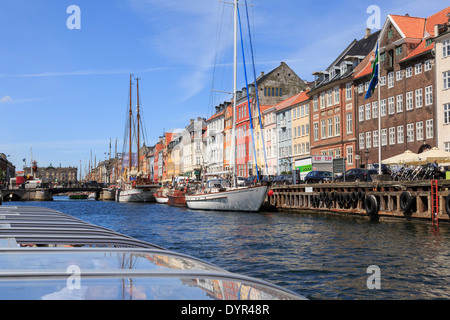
399, 191, 415, 213
445, 194, 450, 216
365, 195, 379, 218
268, 190, 274, 197
345, 193, 353, 206
331, 191, 337, 201
357, 190, 365, 202
313, 195, 319, 208
351, 191, 358, 203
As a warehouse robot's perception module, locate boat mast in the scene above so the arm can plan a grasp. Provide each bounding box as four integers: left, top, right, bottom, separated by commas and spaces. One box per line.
136, 77, 141, 174
231, 0, 238, 188
128, 74, 133, 176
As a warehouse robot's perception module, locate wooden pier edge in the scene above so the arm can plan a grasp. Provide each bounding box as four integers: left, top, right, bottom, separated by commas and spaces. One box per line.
267, 180, 450, 223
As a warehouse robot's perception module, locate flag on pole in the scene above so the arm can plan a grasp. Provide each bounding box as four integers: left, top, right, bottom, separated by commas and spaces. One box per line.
364, 43, 379, 100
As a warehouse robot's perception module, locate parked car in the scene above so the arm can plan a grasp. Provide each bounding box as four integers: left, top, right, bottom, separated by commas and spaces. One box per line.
272, 174, 293, 185
237, 176, 246, 186
304, 171, 333, 184
334, 168, 378, 182
370, 163, 391, 175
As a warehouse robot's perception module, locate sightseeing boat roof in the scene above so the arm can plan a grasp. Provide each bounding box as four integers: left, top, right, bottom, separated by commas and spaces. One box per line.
0, 206, 304, 300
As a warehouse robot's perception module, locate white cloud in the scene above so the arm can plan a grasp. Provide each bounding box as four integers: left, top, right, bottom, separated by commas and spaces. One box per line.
0, 96, 12, 103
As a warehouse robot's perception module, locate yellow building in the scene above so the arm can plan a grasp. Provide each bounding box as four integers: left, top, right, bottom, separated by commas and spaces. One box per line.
291, 91, 311, 160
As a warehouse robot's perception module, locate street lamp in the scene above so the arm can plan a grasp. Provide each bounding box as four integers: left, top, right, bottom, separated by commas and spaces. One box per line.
365, 149, 370, 168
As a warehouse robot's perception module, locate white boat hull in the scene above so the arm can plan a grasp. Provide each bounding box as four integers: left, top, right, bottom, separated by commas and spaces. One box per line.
155, 196, 169, 204
116, 188, 156, 203
185, 185, 269, 212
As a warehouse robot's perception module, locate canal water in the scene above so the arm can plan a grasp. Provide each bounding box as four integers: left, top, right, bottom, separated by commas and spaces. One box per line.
3, 196, 450, 300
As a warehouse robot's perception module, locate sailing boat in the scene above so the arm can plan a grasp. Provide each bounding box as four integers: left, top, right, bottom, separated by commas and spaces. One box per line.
185, 0, 269, 212
117, 75, 158, 203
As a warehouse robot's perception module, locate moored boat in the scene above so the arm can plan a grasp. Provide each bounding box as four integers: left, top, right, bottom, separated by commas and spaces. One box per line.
185, 179, 269, 212
69, 193, 88, 200
167, 189, 186, 207
154, 188, 169, 204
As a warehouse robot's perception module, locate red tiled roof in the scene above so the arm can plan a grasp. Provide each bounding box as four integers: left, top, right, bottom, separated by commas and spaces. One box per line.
396, 7, 450, 62
425, 6, 450, 37
401, 41, 434, 62
274, 91, 310, 111
390, 15, 426, 39
353, 52, 375, 80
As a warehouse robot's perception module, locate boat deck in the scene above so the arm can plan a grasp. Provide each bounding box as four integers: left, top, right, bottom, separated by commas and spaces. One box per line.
0, 206, 304, 300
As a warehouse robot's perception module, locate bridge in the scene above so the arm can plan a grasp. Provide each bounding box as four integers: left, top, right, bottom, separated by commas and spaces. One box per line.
0, 186, 104, 202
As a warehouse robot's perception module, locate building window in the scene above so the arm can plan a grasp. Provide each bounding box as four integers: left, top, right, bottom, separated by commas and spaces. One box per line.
327, 89, 333, 107
425, 59, 432, 72
321, 120, 326, 139
443, 39, 450, 58
314, 123, 319, 141
444, 142, 450, 153
416, 121, 423, 141
320, 92, 326, 109
365, 103, 371, 120
373, 130, 379, 148
346, 113, 353, 134
380, 76, 386, 86
334, 86, 340, 104
359, 105, 364, 122
406, 67, 413, 78
407, 123, 414, 142
359, 133, 365, 150
366, 131, 371, 149
313, 95, 318, 112
397, 94, 403, 113
389, 127, 396, 145
415, 63, 422, 75
346, 83, 352, 100
380, 99, 387, 117
396, 70, 403, 81
346, 147, 353, 165
335, 116, 340, 136
328, 118, 333, 137
444, 104, 450, 125
444, 71, 450, 90
397, 125, 404, 144
396, 46, 403, 55
372, 101, 378, 119
388, 72, 394, 88
406, 92, 413, 111
358, 83, 363, 94
381, 129, 387, 146
425, 86, 433, 106
426, 119, 433, 139
415, 89, 423, 109
388, 97, 395, 115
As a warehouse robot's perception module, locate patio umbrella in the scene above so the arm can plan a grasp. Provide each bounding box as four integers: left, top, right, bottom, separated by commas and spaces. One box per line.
382, 150, 419, 165
415, 147, 450, 164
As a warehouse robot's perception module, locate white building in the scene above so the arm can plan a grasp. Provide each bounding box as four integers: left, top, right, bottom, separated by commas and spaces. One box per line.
205, 105, 226, 176
182, 117, 206, 180
435, 20, 450, 152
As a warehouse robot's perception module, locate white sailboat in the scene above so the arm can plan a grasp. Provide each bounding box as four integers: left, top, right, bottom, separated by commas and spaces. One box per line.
185, 0, 269, 212
117, 75, 158, 203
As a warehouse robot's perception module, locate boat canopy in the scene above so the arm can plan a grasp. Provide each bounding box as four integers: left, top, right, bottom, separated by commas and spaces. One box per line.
0, 206, 304, 300
206, 179, 231, 189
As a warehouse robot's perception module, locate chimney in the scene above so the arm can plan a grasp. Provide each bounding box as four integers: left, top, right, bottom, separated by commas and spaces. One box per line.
260, 71, 264, 77
365, 28, 371, 39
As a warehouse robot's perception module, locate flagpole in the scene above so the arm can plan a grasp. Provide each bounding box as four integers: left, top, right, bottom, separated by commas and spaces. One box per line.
377, 37, 382, 175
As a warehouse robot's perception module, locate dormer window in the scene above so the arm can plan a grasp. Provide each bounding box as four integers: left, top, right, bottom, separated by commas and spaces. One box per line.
340, 63, 347, 75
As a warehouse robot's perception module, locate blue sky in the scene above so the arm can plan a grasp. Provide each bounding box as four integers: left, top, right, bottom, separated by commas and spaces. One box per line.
0, 0, 446, 174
